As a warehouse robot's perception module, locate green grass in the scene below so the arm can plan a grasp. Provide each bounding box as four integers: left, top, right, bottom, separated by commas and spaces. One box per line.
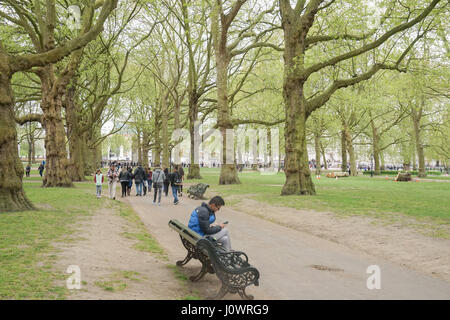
94, 270, 145, 292
0, 182, 105, 299
188, 169, 450, 227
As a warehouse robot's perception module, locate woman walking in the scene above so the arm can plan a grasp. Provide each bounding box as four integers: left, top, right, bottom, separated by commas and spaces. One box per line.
152, 166, 165, 206
146, 167, 153, 195
169, 167, 181, 205
126, 167, 133, 196
163, 167, 170, 197
119, 167, 129, 197
107, 164, 118, 200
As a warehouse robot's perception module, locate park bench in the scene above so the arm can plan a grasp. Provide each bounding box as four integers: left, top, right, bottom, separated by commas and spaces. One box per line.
168, 219, 260, 300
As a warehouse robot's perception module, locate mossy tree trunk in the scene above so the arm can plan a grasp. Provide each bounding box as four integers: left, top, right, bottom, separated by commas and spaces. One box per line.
64, 81, 85, 181
0, 62, 34, 211
314, 133, 321, 176
187, 93, 202, 179
341, 131, 348, 172
411, 103, 426, 177
39, 65, 73, 187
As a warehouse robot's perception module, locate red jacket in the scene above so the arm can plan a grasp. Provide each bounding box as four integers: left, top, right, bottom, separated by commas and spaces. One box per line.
94, 174, 104, 183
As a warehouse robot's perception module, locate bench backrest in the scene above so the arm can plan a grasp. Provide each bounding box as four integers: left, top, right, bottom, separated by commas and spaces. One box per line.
169, 219, 202, 245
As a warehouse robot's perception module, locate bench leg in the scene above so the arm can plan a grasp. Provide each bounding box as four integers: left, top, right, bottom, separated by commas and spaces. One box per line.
208, 284, 228, 300
238, 288, 254, 300
176, 252, 193, 266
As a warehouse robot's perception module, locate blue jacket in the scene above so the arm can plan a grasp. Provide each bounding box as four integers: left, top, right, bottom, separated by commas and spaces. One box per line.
188, 202, 221, 236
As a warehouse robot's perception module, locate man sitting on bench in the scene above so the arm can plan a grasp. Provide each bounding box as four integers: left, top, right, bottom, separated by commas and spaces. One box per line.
188, 196, 231, 251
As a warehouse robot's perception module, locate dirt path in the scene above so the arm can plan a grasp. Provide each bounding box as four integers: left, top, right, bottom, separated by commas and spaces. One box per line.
53, 202, 189, 299
125, 192, 450, 300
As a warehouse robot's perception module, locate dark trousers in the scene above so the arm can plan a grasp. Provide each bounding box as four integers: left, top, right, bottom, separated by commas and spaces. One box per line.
163, 182, 169, 196
121, 181, 127, 197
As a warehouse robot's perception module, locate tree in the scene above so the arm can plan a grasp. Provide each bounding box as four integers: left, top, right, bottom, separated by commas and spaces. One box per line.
0, 0, 117, 211
279, 0, 443, 195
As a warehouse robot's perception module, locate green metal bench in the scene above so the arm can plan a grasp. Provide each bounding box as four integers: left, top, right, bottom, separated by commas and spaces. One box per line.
169, 219, 260, 300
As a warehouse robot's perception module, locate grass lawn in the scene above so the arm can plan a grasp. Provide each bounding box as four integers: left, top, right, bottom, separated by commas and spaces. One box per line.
0, 182, 106, 299
188, 168, 450, 225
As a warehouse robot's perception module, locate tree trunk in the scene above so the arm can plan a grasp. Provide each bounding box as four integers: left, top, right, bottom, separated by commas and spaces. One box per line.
65, 84, 85, 181
142, 131, 150, 168
411, 105, 426, 177
187, 94, 202, 179
216, 49, 239, 184
314, 133, 321, 175
344, 126, 357, 176
280, 15, 315, 195
320, 141, 328, 170
153, 115, 161, 166
31, 138, 36, 163
380, 152, 385, 171
370, 115, 381, 175
161, 95, 169, 169
27, 127, 33, 166
341, 131, 348, 172
0, 64, 34, 211
39, 65, 73, 187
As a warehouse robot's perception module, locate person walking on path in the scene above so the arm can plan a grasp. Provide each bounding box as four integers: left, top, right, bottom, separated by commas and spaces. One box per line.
187, 196, 231, 251
152, 166, 165, 205
38, 162, 44, 177
94, 169, 104, 199
169, 167, 182, 205
126, 167, 133, 196
107, 164, 118, 200
177, 165, 185, 197
134, 164, 146, 196
163, 167, 170, 197
143, 167, 149, 196
119, 167, 129, 197
146, 168, 153, 194
25, 164, 31, 177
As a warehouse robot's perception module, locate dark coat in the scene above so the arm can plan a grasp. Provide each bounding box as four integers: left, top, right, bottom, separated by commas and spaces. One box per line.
169, 171, 182, 187
133, 166, 146, 183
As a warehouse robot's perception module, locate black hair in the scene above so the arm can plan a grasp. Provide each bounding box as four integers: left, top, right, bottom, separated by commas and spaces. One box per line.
209, 196, 225, 207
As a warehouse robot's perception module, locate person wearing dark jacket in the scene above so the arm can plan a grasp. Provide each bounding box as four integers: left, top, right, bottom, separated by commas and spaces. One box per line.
126, 167, 133, 196
163, 167, 170, 197
119, 168, 129, 197
177, 165, 184, 197
143, 168, 149, 196
169, 167, 181, 205
188, 196, 231, 251
133, 165, 146, 196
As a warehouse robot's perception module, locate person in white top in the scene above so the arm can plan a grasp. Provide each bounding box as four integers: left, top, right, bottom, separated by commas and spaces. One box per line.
94, 169, 104, 199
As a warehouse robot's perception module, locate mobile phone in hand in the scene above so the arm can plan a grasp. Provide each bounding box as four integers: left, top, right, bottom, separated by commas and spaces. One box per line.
223, 221, 228, 224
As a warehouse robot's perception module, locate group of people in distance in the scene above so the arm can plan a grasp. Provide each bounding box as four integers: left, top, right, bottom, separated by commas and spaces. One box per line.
94, 163, 185, 205
94, 164, 232, 251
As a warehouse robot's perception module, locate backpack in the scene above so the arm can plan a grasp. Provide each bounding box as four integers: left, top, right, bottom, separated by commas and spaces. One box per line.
174, 172, 182, 184
153, 170, 164, 186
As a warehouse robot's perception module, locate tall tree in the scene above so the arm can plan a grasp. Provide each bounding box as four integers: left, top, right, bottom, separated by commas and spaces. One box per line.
0, 0, 117, 211
279, 0, 442, 195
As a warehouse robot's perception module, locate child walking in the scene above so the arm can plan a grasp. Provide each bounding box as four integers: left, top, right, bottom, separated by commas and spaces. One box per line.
94, 169, 104, 199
